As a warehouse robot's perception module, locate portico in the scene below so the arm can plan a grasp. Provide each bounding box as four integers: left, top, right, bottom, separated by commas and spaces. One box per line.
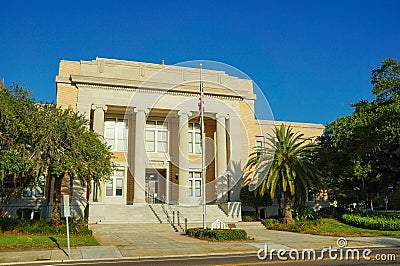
86, 104, 234, 207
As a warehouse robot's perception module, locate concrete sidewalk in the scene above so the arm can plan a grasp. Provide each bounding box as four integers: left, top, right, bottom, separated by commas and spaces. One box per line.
1, 222, 400, 265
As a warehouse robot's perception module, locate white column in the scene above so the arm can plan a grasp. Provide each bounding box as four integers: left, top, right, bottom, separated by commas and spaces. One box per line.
133, 107, 149, 203
77, 104, 92, 129
91, 104, 108, 136
227, 114, 242, 202
90, 104, 107, 202
216, 113, 229, 202
178, 110, 191, 205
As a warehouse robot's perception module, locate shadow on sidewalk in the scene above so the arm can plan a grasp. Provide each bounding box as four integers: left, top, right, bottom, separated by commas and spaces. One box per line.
49, 237, 68, 256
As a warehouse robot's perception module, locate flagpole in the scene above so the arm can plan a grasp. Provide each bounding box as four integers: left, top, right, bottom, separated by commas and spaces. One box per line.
200, 64, 206, 229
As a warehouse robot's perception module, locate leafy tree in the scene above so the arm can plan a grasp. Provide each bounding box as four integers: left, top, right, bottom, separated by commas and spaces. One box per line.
0, 84, 113, 224
240, 185, 272, 218
371, 58, 400, 100
244, 124, 319, 224
0, 85, 40, 215
317, 58, 400, 209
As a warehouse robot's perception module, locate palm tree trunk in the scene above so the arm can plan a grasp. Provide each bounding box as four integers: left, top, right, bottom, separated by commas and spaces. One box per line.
283, 191, 295, 224
277, 197, 283, 217
51, 175, 62, 226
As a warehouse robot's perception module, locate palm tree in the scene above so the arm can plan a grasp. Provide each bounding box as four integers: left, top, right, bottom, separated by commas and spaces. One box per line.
243, 124, 319, 224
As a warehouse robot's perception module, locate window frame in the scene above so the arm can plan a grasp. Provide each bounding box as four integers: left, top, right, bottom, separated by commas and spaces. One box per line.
188, 123, 202, 155
145, 121, 168, 153
105, 168, 125, 197
189, 172, 202, 197
255, 140, 264, 157
22, 175, 46, 198
104, 117, 128, 152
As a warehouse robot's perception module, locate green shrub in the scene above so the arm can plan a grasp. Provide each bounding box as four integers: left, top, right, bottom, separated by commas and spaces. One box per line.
0, 217, 23, 231
0, 218, 92, 236
292, 205, 316, 220
261, 218, 323, 233
242, 215, 258, 222
16, 208, 32, 220
185, 227, 248, 241
341, 213, 400, 231
316, 207, 346, 219
261, 218, 280, 227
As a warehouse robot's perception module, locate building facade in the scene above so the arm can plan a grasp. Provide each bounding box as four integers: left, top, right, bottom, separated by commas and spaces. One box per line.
55, 58, 324, 223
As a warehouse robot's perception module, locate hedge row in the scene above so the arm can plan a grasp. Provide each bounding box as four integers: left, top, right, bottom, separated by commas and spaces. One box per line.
242, 215, 258, 222
341, 213, 400, 231
186, 228, 248, 241
0, 218, 93, 236
262, 218, 323, 233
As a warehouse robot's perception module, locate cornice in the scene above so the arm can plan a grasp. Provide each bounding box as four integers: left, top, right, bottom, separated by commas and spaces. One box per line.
71, 75, 251, 101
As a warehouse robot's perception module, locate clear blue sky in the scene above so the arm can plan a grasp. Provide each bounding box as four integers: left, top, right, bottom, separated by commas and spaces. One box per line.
1, 0, 399, 124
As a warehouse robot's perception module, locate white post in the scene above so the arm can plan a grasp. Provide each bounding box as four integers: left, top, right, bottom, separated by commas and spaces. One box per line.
66, 216, 70, 258
62, 194, 71, 258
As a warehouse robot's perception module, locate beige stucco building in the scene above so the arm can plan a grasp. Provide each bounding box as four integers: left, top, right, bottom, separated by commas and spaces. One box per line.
55, 58, 324, 223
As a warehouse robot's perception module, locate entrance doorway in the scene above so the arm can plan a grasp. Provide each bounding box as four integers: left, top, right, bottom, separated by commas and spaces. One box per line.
145, 169, 167, 203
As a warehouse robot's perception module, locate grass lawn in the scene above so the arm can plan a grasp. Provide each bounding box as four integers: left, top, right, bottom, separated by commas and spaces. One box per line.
0, 233, 99, 250
309, 219, 400, 237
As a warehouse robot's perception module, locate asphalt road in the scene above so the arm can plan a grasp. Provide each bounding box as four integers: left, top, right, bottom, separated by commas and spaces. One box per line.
26, 247, 400, 266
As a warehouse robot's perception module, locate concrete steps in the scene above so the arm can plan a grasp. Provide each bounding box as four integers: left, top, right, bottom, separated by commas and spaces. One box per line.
89, 203, 162, 224
149, 204, 169, 224
169, 204, 241, 224
88, 202, 241, 225
235, 221, 266, 230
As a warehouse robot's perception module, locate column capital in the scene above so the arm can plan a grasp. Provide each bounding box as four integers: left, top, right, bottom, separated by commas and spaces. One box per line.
91, 104, 108, 111
216, 113, 230, 120
134, 107, 149, 114
177, 110, 192, 117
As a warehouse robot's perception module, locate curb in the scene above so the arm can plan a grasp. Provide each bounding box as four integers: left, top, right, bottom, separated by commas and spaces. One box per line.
0, 250, 257, 265
1, 244, 396, 265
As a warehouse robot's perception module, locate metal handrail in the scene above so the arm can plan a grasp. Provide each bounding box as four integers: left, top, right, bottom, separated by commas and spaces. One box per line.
160, 196, 188, 232
161, 195, 172, 223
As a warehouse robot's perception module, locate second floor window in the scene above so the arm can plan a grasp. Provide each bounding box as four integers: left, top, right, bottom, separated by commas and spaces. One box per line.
256, 140, 264, 157
189, 123, 201, 154
145, 121, 168, 153
104, 118, 128, 152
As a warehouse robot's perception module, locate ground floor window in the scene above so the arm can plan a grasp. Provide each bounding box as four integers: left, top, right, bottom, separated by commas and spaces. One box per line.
306, 192, 315, 202
22, 175, 45, 198
106, 168, 124, 197
189, 172, 202, 197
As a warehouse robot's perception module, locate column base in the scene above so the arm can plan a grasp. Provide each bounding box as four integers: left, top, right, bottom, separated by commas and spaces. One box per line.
133, 199, 147, 204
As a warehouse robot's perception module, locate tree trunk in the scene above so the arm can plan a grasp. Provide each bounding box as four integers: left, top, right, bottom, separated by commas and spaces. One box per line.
283, 191, 295, 224
277, 197, 283, 217
51, 176, 62, 226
